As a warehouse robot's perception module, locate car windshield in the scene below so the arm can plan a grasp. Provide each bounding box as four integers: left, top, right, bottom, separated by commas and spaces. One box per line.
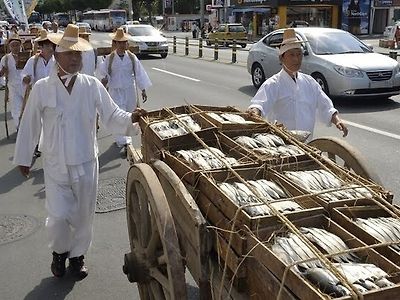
304, 32, 372, 55
229, 25, 245, 32
127, 26, 160, 36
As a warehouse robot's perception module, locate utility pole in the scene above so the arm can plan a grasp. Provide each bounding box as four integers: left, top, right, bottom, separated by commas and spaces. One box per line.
200, 0, 204, 27
127, 0, 132, 21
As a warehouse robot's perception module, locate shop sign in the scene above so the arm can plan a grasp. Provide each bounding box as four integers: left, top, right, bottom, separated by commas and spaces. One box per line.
373, 0, 392, 6
342, 0, 370, 35
278, 0, 342, 5
232, 0, 269, 5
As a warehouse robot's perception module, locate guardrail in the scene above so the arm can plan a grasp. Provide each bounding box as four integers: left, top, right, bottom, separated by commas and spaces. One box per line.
170, 36, 249, 63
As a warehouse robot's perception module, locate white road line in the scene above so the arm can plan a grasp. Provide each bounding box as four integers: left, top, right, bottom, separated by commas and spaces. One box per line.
152, 67, 201, 82
345, 120, 400, 140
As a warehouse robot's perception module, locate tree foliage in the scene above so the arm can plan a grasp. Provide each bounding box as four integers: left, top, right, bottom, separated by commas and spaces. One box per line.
36, 0, 113, 14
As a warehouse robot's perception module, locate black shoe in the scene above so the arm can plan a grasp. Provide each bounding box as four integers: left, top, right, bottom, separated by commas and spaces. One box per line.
69, 255, 88, 280
51, 251, 69, 278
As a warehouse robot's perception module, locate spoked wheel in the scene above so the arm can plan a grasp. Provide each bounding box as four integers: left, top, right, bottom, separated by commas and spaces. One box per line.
308, 137, 382, 184
123, 163, 187, 300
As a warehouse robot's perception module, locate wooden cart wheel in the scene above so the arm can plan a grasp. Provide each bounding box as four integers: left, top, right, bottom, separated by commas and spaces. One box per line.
123, 163, 187, 300
308, 137, 382, 184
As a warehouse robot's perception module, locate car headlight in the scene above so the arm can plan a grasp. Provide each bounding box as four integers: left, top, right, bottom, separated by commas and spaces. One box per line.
394, 63, 400, 75
334, 65, 364, 78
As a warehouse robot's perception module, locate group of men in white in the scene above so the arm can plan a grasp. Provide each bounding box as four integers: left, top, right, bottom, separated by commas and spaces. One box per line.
3, 23, 150, 280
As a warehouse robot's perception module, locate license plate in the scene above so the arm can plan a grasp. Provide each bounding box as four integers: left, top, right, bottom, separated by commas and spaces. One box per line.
148, 47, 157, 51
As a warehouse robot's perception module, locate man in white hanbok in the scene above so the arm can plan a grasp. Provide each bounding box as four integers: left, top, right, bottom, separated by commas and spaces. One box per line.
14, 24, 147, 280
0, 34, 24, 131
99, 28, 152, 155
78, 27, 96, 76
248, 28, 348, 139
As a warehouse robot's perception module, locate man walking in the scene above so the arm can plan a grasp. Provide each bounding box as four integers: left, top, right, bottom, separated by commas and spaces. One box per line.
14, 24, 147, 280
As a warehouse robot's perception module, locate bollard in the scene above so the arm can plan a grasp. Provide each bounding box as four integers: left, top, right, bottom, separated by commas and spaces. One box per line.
199, 38, 203, 58
173, 36, 176, 54
232, 40, 237, 63
185, 37, 189, 56
389, 51, 398, 60
214, 38, 219, 60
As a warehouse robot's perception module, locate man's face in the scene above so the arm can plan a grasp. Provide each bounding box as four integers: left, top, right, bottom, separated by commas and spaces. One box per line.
55, 50, 82, 74
281, 48, 303, 73
114, 40, 127, 52
8, 40, 21, 54
39, 41, 55, 56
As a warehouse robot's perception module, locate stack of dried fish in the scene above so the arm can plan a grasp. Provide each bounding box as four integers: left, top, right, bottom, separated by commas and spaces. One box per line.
207, 112, 254, 124
284, 169, 373, 202
218, 179, 302, 216
271, 227, 395, 297
355, 217, 400, 252
234, 134, 305, 157
176, 147, 239, 170
150, 114, 201, 139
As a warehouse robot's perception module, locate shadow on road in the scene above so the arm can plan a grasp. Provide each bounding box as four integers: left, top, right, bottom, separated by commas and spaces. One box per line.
24, 275, 77, 300
98, 144, 122, 174
333, 97, 400, 113
238, 85, 257, 98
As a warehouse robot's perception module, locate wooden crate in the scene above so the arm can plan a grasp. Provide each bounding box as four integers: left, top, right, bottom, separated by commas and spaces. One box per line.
191, 104, 241, 113
139, 105, 218, 153
196, 166, 324, 231
331, 205, 400, 266
223, 127, 312, 166
270, 159, 378, 210
162, 133, 259, 185
250, 213, 400, 300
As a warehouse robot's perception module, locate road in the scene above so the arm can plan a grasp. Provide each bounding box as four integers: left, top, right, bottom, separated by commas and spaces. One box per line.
0, 31, 399, 300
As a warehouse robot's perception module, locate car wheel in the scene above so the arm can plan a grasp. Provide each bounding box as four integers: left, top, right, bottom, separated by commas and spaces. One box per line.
240, 43, 247, 48
161, 53, 168, 58
312, 73, 330, 96
251, 63, 265, 89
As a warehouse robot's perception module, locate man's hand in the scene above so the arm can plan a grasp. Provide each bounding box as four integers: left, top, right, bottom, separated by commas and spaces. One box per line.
246, 107, 261, 117
101, 77, 108, 87
131, 107, 147, 123
331, 113, 348, 137
141, 90, 147, 103
18, 165, 30, 178
22, 75, 31, 85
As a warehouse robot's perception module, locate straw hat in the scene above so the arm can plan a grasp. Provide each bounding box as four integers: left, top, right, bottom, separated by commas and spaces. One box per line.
78, 26, 91, 36
109, 28, 128, 42
35, 29, 58, 43
279, 28, 306, 56
49, 24, 92, 51
7, 33, 21, 45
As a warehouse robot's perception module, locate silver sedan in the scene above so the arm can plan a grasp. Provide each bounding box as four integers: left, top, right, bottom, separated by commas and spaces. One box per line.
247, 27, 400, 99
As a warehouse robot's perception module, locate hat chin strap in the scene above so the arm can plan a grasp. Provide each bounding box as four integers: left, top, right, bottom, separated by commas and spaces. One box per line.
282, 63, 298, 78
57, 62, 79, 87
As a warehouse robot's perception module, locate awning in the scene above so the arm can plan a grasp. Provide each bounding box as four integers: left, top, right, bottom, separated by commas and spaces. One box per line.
231, 7, 270, 13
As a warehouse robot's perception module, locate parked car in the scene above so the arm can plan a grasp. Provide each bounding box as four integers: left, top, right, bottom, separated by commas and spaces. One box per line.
121, 24, 168, 58
42, 20, 52, 28
206, 23, 247, 48
247, 27, 400, 98
384, 21, 400, 39
76, 22, 91, 33
288, 20, 309, 28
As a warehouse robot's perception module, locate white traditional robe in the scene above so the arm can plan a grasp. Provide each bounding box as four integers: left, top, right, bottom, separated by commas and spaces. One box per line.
81, 49, 96, 76
99, 51, 152, 147
1, 53, 23, 129
14, 70, 139, 257
21, 54, 56, 84
248, 69, 337, 137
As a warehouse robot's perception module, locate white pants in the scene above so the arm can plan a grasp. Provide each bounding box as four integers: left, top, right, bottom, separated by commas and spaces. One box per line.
109, 86, 137, 147
8, 84, 23, 129
44, 158, 98, 258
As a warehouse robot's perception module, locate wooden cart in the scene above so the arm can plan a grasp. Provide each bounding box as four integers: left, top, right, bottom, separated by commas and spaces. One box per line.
121, 105, 398, 300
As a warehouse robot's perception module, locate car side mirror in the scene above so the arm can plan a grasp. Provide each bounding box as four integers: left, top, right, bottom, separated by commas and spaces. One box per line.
366, 44, 373, 51
303, 47, 309, 56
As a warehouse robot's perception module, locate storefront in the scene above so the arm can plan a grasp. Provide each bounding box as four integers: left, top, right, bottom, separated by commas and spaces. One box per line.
229, 0, 341, 37
275, 0, 341, 29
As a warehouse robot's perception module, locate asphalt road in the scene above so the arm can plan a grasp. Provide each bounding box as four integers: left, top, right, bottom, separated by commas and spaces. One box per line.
0, 31, 399, 300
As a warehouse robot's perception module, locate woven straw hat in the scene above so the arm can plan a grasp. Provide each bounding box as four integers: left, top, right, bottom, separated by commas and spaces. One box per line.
279, 28, 306, 56
7, 33, 21, 45
78, 26, 91, 36
35, 29, 58, 43
109, 28, 128, 42
49, 24, 92, 51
